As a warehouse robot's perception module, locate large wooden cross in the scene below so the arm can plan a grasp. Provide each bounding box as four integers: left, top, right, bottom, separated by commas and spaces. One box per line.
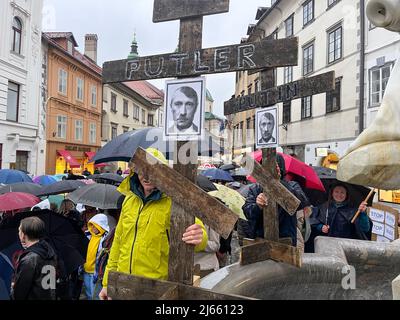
102, 0, 301, 299
224, 49, 335, 266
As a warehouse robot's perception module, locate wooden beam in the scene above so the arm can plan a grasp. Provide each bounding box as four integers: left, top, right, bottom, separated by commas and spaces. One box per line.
224, 71, 335, 115
153, 0, 230, 22
132, 148, 238, 239
102, 38, 299, 83
240, 240, 302, 268
262, 148, 280, 241
245, 155, 300, 215
107, 272, 253, 300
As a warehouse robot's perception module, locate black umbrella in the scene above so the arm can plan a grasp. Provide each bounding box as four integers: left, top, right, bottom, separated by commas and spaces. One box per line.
196, 175, 217, 192
91, 127, 223, 165
37, 180, 86, 197
220, 163, 239, 171
67, 184, 125, 210
87, 173, 124, 184
305, 167, 375, 207
0, 210, 88, 275
0, 183, 43, 196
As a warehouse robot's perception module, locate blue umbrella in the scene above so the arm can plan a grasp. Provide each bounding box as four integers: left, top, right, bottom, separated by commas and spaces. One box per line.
201, 168, 234, 182
91, 127, 223, 164
0, 169, 33, 184
33, 175, 57, 186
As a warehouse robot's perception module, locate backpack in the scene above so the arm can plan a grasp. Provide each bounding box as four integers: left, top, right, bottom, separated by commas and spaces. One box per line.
94, 228, 116, 283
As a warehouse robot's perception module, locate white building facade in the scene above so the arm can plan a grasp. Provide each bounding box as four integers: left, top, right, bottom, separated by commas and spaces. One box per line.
0, 0, 45, 174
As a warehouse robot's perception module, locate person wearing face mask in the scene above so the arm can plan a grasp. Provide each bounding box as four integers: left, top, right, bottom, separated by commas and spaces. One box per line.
98, 148, 208, 300
309, 183, 371, 242
12, 217, 57, 300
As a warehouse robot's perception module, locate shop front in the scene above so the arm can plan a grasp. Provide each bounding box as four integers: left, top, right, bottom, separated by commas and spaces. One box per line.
46, 142, 100, 175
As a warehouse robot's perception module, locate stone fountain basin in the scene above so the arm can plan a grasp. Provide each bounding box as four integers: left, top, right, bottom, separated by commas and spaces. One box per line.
200, 237, 400, 300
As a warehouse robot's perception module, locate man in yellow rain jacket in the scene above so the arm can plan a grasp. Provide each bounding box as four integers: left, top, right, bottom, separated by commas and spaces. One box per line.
99, 149, 207, 300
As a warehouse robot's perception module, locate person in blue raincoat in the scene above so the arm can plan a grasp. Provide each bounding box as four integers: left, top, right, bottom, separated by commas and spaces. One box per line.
309, 183, 371, 246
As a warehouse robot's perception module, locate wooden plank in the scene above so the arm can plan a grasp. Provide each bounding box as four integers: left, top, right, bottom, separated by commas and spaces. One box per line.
107, 272, 253, 300
240, 240, 302, 268
108, 272, 175, 300
224, 71, 335, 115
168, 20, 203, 285
102, 38, 299, 83
132, 147, 238, 239
159, 285, 179, 300
153, 0, 230, 23
245, 155, 300, 215
262, 148, 279, 241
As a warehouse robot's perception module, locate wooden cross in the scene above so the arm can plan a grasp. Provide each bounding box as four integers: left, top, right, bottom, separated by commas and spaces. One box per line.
224, 53, 335, 266
102, 0, 301, 299
107, 148, 250, 299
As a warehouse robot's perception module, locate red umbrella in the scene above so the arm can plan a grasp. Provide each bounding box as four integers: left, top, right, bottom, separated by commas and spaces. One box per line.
250, 150, 325, 192
0, 192, 40, 212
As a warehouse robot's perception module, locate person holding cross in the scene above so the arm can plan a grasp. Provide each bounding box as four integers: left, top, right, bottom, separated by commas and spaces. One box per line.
243, 154, 310, 246
99, 148, 208, 300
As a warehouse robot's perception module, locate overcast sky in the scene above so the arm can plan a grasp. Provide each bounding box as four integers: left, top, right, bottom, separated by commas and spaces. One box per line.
42, 0, 272, 118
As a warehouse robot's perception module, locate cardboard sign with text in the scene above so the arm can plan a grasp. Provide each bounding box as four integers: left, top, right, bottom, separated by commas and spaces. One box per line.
368, 203, 399, 242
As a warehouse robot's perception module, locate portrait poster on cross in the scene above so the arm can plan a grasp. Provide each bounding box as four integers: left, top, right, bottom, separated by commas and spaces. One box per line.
164, 77, 205, 141
256, 106, 279, 149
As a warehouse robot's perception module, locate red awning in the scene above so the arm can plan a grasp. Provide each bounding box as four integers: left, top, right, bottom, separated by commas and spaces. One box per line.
85, 151, 107, 168
57, 150, 81, 168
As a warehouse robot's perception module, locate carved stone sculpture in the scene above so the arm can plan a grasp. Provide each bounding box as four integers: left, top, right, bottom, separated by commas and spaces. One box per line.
337, 0, 400, 190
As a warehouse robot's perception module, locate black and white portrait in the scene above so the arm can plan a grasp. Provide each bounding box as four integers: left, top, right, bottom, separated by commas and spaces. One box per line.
164, 77, 205, 141
256, 106, 279, 149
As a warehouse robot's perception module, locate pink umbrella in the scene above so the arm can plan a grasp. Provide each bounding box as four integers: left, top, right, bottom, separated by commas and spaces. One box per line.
0, 192, 40, 212
249, 150, 325, 192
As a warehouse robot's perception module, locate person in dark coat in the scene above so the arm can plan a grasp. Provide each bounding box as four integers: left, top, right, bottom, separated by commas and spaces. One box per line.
242, 154, 310, 246
308, 183, 371, 249
12, 217, 57, 300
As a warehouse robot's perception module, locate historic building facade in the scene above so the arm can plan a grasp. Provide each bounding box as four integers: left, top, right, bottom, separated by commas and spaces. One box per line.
42, 32, 102, 175
0, 0, 44, 174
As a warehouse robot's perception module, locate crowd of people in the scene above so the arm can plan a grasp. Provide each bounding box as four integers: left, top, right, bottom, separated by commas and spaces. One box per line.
0, 148, 391, 301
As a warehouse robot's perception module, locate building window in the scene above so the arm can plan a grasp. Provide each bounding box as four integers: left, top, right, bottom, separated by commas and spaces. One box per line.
75, 120, 83, 141
7, 82, 20, 122
270, 29, 278, 40
67, 40, 73, 55
328, 25, 343, 64
57, 115, 67, 139
301, 96, 312, 119
303, 0, 314, 27
12, 17, 22, 54
76, 78, 84, 101
148, 114, 154, 127
91, 85, 97, 106
0, 144, 2, 169
303, 42, 314, 75
142, 109, 146, 124
326, 78, 342, 113
283, 101, 291, 124
16, 151, 28, 172
111, 93, 117, 112
370, 63, 393, 106
123, 99, 129, 117
133, 105, 140, 120
111, 124, 118, 140
247, 84, 253, 95
254, 80, 259, 93
58, 69, 68, 95
123, 126, 129, 134
284, 66, 293, 84
89, 123, 97, 144
285, 14, 294, 38
239, 122, 244, 147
